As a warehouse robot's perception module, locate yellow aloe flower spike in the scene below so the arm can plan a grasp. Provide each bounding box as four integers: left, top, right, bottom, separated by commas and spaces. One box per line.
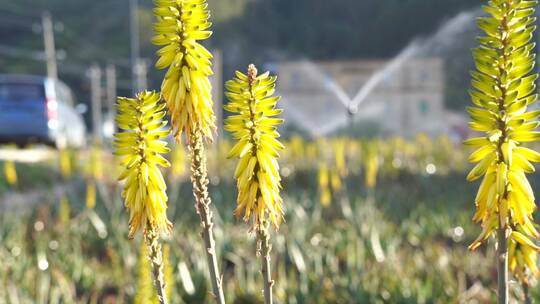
114, 91, 172, 304
365, 144, 379, 190
4, 160, 17, 187
466, 0, 540, 299
318, 163, 331, 208
225, 64, 285, 230
225, 64, 284, 304
86, 181, 97, 209
59, 148, 72, 179
153, 0, 215, 142
154, 2, 225, 301
114, 90, 172, 239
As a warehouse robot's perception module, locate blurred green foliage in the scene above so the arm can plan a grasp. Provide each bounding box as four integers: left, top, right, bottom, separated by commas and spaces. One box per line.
1, 136, 539, 302
0, 0, 483, 112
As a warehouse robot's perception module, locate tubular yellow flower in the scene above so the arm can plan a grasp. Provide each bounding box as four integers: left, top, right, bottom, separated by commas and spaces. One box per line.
89, 146, 104, 180
466, 0, 540, 295
86, 181, 96, 209
330, 169, 342, 193
333, 139, 348, 177
4, 160, 17, 187
509, 230, 540, 281
114, 91, 172, 239
318, 163, 331, 208
153, 0, 215, 142
364, 144, 379, 190
59, 149, 72, 179
224, 64, 285, 230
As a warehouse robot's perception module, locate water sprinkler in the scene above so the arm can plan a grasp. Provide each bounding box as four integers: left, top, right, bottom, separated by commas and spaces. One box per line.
347, 105, 358, 116
347, 105, 358, 127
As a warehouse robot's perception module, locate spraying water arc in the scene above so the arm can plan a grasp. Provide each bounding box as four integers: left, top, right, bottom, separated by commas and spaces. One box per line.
278, 8, 481, 137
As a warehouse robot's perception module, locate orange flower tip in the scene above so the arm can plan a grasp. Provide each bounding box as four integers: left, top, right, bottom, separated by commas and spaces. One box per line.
248, 64, 258, 83
468, 242, 481, 251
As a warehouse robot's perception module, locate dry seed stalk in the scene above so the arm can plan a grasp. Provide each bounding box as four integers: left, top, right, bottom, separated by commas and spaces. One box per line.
189, 127, 225, 303
144, 223, 168, 304
257, 225, 274, 304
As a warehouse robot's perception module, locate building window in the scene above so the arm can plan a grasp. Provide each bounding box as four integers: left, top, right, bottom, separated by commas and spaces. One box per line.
419, 100, 429, 115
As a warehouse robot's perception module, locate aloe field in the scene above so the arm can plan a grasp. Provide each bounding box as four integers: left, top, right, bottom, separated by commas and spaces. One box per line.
0, 136, 536, 303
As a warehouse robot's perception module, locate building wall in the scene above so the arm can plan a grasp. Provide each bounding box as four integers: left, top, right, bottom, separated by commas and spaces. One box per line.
274, 58, 448, 137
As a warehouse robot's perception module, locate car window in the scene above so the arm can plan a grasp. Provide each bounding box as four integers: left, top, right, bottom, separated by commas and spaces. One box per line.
0, 83, 45, 102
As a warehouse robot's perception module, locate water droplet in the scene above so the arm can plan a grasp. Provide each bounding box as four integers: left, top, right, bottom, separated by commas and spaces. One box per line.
281, 166, 291, 177
34, 221, 44, 232
11, 246, 21, 257
38, 259, 49, 271
426, 163, 437, 175
49, 240, 59, 251
452, 226, 464, 242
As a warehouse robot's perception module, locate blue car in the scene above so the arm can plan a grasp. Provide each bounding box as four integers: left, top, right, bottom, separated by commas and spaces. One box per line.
0, 75, 86, 148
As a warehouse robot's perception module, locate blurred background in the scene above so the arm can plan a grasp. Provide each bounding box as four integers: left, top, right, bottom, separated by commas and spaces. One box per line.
1, 0, 540, 303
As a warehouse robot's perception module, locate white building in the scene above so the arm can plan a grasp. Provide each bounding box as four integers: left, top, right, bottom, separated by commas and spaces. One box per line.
273, 58, 461, 137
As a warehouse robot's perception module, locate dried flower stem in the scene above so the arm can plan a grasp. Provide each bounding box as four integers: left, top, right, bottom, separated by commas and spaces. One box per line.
189, 127, 225, 304
496, 228, 508, 304
257, 225, 274, 304
144, 223, 168, 304
524, 282, 531, 304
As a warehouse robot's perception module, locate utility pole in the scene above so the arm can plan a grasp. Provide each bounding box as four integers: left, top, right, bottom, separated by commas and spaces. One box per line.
129, 0, 140, 95
211, 50, 223, 140
106, 64, 117, 136
105, 64, 117, 113
135, 58, 147, 92
89, 65, 103, 144
42, 11, 58, 79
347, 105, 357, 131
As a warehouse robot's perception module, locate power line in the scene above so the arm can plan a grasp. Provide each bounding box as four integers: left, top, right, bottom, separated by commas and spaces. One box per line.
0, 3, 136, 88
0, 46, 132, 87
0, 7, 41, 20
0, 44, 44, 60
58, 26, 131, 68
0, 16, 35, 29
0, 1, 131, 67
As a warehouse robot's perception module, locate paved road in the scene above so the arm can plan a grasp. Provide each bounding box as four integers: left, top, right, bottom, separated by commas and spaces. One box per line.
0, 146, 57, 163
0, 181, 78, 211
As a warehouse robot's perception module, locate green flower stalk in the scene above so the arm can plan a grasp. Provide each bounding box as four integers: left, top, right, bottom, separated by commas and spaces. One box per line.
135, 242, 155, 304
114, 91, 172, 304
465, 0, 540, 302
135, 243, 174, 304
153, 1, 225, 302
225, 64, 285, 304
